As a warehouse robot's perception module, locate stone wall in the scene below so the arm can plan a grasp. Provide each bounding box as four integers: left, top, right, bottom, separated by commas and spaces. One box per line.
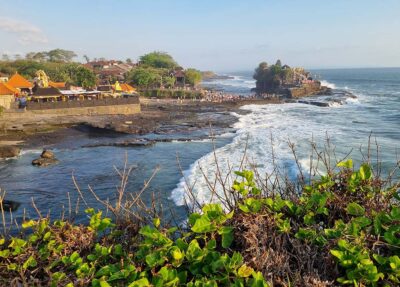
28, 103, 140, 116
27, 96, 139, 110
1, 97, 141, 121
0, 95, 15, 109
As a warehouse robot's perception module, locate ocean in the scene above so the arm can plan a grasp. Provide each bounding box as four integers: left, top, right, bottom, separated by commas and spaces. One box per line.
173, 68, 400, 205
1, 68, 399, 225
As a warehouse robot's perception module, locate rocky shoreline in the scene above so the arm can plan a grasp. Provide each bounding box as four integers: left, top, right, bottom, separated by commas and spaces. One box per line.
1, 91, 348, 158
0, 97, 281, 157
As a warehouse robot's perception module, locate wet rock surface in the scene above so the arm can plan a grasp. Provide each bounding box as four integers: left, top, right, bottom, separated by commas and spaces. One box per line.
0, 146, 21, 158
32, 149, 59, 167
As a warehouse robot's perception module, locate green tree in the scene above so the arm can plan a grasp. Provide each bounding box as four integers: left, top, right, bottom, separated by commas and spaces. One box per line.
139, 52, 178, 69
13, 60, 45, 79
47, 49, 77, 62
1, 54, 10, 61
32, 52, 48, 62
68, 65, 96, 88
185, 68, 202, 86
126, 67, 162, 88
83, 55, 90, 63
163, 76, 176, 88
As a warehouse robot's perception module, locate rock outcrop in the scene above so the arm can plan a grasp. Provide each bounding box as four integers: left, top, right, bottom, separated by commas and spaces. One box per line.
32, 150, 59, 167
0, 146, 21, 158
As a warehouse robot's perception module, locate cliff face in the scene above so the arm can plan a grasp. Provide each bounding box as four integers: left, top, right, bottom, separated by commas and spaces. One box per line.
287, 82, 326, 98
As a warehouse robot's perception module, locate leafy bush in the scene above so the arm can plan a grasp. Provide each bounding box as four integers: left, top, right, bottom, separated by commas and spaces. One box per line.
230, 160, 400, 286
0, 159, 399, 286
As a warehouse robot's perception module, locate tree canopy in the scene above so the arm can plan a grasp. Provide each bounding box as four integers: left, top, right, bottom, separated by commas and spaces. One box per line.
139, 52, 178, 69
185, 68, 202, 86
0, 60, 96, 88
126, 67, 160, 88
24, 49, 77, 63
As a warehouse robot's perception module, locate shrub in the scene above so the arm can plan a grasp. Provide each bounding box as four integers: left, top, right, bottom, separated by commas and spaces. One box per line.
0, 159, 399, 286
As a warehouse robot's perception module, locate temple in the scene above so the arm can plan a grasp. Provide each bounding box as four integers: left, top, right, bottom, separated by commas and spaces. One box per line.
0, 70, 139, 112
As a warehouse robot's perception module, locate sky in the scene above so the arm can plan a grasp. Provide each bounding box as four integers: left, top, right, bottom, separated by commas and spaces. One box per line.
0, 0, 399, 71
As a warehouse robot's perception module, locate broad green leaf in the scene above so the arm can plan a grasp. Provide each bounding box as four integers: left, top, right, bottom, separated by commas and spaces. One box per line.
346, 202, 365, 216
22, 220, 36, 229
22, 255, 37, 270
191, 216, 215, 233
359, 163, 372, 180
128, 278, 150, 287
237, 264, 254, 278
153, 217, 161, 228
219, 226, 234, 248
337, 159, 353, 169
99, 280, 112, 287
390, 207, 400, 220
186, 239, 204, 262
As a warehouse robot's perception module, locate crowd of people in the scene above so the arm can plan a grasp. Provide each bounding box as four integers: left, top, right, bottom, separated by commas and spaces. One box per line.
201, 90, 260, 102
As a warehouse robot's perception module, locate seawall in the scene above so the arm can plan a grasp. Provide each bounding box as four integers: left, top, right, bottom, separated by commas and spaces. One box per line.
0, 97, 141, 132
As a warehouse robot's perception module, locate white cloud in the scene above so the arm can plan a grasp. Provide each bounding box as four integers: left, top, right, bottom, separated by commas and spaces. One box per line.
0, 17, 48, 45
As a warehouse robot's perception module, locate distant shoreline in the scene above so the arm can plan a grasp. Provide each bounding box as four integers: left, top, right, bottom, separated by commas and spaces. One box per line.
0, 97, 282, 152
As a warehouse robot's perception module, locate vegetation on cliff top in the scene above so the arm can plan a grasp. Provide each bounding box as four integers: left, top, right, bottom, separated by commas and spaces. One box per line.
0, 49, 203, 90
126, 52, 202, 89
0, 49, 96, 89
253, 60, 314, 94
0, 154, 399, 286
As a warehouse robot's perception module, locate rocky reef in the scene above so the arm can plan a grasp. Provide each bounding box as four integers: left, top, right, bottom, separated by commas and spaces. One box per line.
32, 150, 59, 167
0, 146, 21, 159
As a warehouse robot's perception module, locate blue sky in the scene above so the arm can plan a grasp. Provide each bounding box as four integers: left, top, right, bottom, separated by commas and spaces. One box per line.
0, 0, 399, 71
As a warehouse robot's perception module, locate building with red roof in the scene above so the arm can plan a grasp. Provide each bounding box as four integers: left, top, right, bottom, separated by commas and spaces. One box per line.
0, 82, 17, 109
7, 73, 34, 94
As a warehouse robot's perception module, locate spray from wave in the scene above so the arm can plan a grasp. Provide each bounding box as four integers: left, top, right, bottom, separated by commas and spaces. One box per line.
170, 103, 335, 206
320, 80, 336, 89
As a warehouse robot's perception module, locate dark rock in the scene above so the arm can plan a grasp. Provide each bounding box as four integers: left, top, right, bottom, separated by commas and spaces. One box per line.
32, 157, 59, 167
2, 200, 21, 212
32, 149, 58, 166
41, 150, 55, 159
0, 146, 21, 158
298, 100, 330, 107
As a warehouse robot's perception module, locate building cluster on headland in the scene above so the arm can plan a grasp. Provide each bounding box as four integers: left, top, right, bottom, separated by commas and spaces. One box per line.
0, 50, 329, 116
0, 70, 137, 111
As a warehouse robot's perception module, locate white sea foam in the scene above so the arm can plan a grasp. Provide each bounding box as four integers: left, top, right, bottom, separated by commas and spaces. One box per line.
204, 75, 256, 90
345, 97, 360, 104
170, 103, 336, 206
320, 80, 336, 89
328, 102, 342, 108
20, 149, 42, 155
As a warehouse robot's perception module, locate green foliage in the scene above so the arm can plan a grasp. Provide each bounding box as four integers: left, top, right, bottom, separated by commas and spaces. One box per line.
230, 162, 400, 285
139, 51, 178, 69
25, 49, 77, 62
126, 67, 163, 88
185, 68, 202, 86
0, 160, 398, 286
253, 60, 311, 93
0, 60, 96, 88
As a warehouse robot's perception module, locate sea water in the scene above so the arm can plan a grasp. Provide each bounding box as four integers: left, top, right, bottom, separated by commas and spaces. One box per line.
0, 68, 399, 225
172, 68, 400, 206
